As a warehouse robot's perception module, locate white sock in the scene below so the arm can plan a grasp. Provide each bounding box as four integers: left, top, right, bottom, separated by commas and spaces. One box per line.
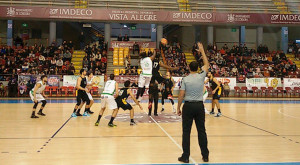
162, 104, 165, 109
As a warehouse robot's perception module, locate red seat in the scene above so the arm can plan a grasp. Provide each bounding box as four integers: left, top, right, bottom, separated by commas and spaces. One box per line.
44, 86, 51, 96
261, 87, 268, 97
276, 87, 284, 97
294, 87, 300, 97
240, 86, 248, 97
267, 87, 275, 97
68, 86, 75, 96
252, 87, 259, 97
60, 86, 68, 96
50, 86, 59, 97
285, 87, 293, 97
91, 87, 99, 96
234, 86, 241, 97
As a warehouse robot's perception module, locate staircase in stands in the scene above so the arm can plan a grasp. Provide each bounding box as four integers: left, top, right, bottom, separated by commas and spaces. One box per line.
185, 52, 195, 65
72, 50, 85, 75
286, 54, 300, 68
177, 0, 191, 12
272, 0, 292, 14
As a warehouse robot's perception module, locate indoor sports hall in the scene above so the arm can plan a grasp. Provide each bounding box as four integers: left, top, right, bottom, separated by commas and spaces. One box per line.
0, 0, 300, 165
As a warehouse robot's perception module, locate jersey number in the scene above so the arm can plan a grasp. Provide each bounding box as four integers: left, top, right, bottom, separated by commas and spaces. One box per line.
153, 62, 159, 68
119, 90, 124, 96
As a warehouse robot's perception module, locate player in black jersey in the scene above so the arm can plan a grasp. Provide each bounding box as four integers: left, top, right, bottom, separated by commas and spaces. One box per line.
161, 71, 176, 113
71, 69, 91, 117
204, 71, 222, 117
150, 52, 178, 85
148, 81, 159, 116
116, 80, 143, 125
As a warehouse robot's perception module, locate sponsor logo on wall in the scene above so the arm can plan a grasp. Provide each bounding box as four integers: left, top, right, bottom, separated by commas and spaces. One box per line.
6, 7, 33, 17
172, 12, 212, 22
227, 14, 251, 23
270, 14, 300, 24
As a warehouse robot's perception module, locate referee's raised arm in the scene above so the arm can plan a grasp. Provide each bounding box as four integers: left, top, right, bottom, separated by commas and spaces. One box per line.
177, 42, 210, 163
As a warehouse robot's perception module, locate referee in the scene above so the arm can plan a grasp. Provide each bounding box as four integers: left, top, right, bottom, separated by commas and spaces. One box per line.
177, 42, 209, 163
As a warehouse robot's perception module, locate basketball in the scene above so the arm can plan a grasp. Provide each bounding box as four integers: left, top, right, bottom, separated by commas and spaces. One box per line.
161, 38, 168, 45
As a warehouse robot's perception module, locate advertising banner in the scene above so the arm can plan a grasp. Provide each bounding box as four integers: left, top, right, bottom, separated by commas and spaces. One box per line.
283, 78, 300, 88
246, 78, 282, 90
111, 41, 156, 49
63, 75, 105, 88
47, 75, 60, 87
3, 6, 299, 24
115, 75, 139, 84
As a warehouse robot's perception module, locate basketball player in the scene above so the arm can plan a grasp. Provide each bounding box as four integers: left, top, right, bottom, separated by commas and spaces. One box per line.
75, 72, 95, 116
71, 69, 91, 117
148, 81, 159, 116
95, 74, 119, 127
135, 51, 156, 102
161, 71, 176, 113
150, 52, 178, 85
205, 71, 222, 117
115, 80, 143, 125
29, 75, 48, 118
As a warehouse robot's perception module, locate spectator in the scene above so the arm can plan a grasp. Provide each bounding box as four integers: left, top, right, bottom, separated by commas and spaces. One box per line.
56, 58, 64, 70
100, 63, 106, 74
68, 63, 75, 75
95, 68, 101, 75
123, 34, 129, 41
223, 82, 230, 97
0, 82, 5, 96
117, 34, 123, 41
63, 50, 72, 62
133, 42, 140, 54
79, 32, 85, 50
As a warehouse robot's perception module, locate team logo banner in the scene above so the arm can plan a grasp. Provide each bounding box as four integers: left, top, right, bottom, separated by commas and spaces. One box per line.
47, 75, 60, 87
283, 78, 300, 88
246, 78, 282, 90
63, 75, 104, 88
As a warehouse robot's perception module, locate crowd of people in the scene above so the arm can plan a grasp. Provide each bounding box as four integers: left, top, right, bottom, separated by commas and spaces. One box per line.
161, 42, 190, 76
193, 43, 299, 78
0, 40, 76, 79
82, 42, 108, 75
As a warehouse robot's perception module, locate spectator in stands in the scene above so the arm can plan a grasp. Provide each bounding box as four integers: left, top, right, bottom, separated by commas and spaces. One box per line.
8, 76, 17, 97
223, 82, 230, 97
82, 58, 88, 69
68, 63, 75, 75
95, 51, 101, 62
79, 32, 85, 50
14, 36, 23, 47
133, 42, 140, 54
100, 63, 106, 75
101, 55, 107, 65
0, 82, 5, 96
63, 50, 72, 62
95, 68, 101, 75
120, 69, 125, 76
117, 34, 123, 41
123, 34, 129, 41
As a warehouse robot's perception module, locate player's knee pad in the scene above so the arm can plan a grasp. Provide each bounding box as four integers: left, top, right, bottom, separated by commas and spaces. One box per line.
41, 100, 47, 107
33, 102, 38, 109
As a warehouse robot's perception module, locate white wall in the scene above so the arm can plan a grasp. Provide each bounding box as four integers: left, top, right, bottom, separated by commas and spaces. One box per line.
215, 26, 240, 49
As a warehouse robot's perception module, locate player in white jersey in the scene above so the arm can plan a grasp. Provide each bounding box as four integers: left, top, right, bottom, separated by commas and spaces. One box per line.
29, 75, 48, 118
95, 74, 119, 127
136, 51, 156, 102
75, 71, 95, 115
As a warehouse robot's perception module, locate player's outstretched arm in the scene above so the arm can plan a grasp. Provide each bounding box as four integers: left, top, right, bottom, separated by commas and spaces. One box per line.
197, 42, 209, 73
149, 50, 156, 61
128, 89, 143, 110
160, 62, 179, 70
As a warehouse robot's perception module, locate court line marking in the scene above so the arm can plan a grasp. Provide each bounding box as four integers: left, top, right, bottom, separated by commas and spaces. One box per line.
222, 115, 279, 136
222, 115, 300, 145
142, 109, 197, 164
278, 108, 300, 119
37, 116, 72, 152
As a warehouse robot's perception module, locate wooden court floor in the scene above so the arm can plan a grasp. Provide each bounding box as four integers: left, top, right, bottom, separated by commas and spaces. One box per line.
0, 98, 300, 165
